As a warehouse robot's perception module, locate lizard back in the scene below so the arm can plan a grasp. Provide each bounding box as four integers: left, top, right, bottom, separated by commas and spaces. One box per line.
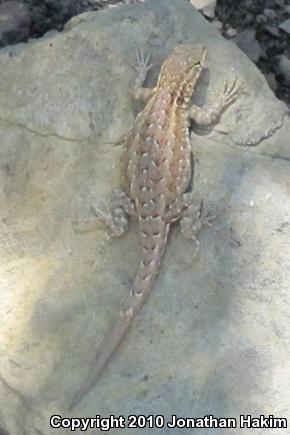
121, 43, 206, 214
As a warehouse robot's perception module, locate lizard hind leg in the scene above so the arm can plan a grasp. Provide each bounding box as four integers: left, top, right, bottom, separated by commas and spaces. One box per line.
91, 188, 136, 238
179, 192, 215, 256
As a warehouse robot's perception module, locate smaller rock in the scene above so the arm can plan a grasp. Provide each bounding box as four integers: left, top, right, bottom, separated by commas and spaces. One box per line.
273, 0, 284, 6
263, 8, 277, 19
278, 54, 290, 85
226, 27, 237, 38
285, 5, 290, 14
256, 14, 268, 24
244, 13, 254, 25
233, 29, 263, 63
265, 25, 281, 37
279, 18, 290, 33
244, 0, 253, 8
190, 0, 216, 18
265, 73, 277, 92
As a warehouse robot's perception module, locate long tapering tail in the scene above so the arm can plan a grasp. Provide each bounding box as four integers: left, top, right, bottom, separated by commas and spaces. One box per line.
69, 222, 169, 409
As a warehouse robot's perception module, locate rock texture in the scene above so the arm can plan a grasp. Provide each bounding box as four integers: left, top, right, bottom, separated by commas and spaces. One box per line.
0, 0, 289, 434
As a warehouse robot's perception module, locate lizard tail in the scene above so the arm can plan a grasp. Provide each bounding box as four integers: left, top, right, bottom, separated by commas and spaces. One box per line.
69, 221, 170, 409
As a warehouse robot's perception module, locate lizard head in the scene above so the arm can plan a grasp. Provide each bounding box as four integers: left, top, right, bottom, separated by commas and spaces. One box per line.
157, 43, 206, 105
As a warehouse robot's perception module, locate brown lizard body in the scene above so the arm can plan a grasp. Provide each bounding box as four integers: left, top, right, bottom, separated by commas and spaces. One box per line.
69, 43, 241, 409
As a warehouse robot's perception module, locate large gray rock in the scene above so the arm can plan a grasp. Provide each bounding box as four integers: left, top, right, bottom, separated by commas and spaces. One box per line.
0, 0, 289, 434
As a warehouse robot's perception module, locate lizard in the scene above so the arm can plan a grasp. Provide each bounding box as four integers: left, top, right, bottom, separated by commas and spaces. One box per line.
69, 43, 241, 409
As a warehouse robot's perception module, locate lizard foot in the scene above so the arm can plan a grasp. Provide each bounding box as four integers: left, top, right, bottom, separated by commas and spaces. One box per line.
131, 47, 153, 101
180, 193, 215, 256
135, 47, 153, 80
190, 77, 245, 126
91, 188, 135, 238
219, 77, 244, 110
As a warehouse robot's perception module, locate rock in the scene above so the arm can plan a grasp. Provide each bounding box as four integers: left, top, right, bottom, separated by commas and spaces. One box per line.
244, 12, 254, 24
41, 0, 82, 16
274, 0, 284, 6
0, 0, 30, 46
279, 18, 290, 33
278, 54, 290, 84
233, 29, 263, 63
263, 8, 277, 19
244, 0, 253, 8
190, 0, 216, 18
265, 72, 278, 91
0, 0, 288, 433
265, 24, 281, 37
226, 27, 237, 38
256, 14, 267, 24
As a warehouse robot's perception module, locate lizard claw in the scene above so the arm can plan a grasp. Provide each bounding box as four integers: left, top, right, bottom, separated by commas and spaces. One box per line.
91, 188, 134, 238
131, 47, 154, 101
221, 77, 245, 108
135, 47, 153, 75
91, 202, 129, 238
202, 213, 216, 228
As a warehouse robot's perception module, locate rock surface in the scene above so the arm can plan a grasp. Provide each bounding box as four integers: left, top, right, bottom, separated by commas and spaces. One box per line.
279, 17, 290, 33
233, 29, 263, 63
0, 0, 289, 434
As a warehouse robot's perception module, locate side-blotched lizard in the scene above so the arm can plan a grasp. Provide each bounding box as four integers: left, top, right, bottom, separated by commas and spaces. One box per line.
70, 43, 241, 408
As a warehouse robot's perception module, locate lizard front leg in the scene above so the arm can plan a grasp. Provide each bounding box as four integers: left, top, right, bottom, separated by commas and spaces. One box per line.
91, 188, 136, 237
190, 78, 242, 126
131, 48, 153, 102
